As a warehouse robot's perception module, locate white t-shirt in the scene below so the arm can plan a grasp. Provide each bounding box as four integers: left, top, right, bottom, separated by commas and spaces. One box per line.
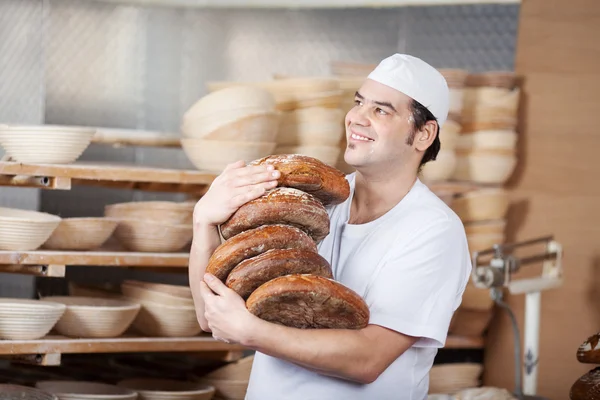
245, 173, 472, 400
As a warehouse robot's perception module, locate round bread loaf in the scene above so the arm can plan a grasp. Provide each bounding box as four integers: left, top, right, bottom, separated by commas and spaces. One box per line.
246, 274, 369, 330
249, 154, 350, 206
570, 367, 600, 400
220, 188, 330, 242
578, 333, 600, 364
206, 224, 317, 282
226, 248, 333, 299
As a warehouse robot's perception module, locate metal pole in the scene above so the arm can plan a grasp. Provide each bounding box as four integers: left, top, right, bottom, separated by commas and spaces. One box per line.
523, 291, 541, 395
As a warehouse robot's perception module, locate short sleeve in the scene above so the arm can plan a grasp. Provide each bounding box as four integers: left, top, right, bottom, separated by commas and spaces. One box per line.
363, 218, 471, 348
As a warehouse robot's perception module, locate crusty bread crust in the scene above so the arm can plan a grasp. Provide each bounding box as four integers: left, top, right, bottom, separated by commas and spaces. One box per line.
570, 367, 600, 400
220, 188, 330, 242
226, 248, 333, 299
246, 274, 370, 330
578, 333, 600, 364
206, 224, 317, 282
249, 154, 350, 206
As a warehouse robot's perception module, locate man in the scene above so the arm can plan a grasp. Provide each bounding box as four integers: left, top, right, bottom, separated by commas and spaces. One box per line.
189, 53, 472, 400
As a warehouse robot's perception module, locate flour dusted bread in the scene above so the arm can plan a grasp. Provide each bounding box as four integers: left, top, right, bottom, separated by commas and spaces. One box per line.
249, 154, 350, 206
570, 367, 600, 400
206, 225, 317, 282
226, 248, 333, 299
578, 333, 600, 364
220, 187, 330, 242
246, 274, 369, 329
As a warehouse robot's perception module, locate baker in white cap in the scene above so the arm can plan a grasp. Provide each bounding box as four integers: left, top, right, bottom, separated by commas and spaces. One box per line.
190, 53, 472, 400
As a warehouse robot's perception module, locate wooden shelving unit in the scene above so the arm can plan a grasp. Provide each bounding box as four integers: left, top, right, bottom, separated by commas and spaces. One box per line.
0, 156, 485, 370
0, 334, 482, 366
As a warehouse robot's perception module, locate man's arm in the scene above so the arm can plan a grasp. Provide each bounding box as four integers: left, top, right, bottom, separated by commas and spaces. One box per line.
200, 275, 419, 384
188, 223, 222, 331
246, 319, 418, 384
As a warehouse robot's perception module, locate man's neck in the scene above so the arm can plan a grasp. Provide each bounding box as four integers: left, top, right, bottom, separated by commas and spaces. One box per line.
349, 165, 418, 225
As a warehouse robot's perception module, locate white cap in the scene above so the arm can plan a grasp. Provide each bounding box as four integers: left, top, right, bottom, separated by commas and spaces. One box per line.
367, 54, 449, 127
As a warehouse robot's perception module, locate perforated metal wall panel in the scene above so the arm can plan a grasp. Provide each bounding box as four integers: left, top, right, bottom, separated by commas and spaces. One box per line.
0, 0, 520, 291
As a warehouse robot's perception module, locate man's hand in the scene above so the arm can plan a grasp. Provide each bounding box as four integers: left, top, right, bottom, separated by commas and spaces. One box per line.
193, 160, 280, 228
199, 273, 260, 344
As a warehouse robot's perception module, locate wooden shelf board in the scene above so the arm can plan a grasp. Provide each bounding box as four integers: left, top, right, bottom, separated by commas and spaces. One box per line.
91, 128, 181, 148
0, 161, 216, 194
0, 334, 244, 356
445, 335, 484, 349
0, 334, 480, 357
0, 249, 189, 268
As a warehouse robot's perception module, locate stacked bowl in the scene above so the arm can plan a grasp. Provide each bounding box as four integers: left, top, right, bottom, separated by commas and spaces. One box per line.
198, 356, 254, 400
0, 298, 66, 340
181, 86, 279, 172
105, 201, 194, 253
120, 280, 201, 337
42, 296, 141, 339
420, 69, 468, 183
0, 125, 95, 164
453, 72, 519, 184
448, 187, 510, 337
43, 217, 118, 251
0, 207, 62, 251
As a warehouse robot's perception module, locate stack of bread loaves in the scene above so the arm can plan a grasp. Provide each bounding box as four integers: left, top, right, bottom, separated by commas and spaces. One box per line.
570, 332, 600, 399
205, 154, 370, 330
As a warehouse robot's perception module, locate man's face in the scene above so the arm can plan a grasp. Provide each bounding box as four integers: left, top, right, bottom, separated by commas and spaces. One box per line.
343, 79, 415, 171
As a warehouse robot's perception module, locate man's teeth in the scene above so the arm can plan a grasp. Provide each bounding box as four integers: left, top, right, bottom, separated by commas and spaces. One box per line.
351, 133, 373, 142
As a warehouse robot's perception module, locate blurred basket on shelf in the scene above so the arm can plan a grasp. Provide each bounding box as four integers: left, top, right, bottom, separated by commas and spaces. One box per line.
0, 207, 61, 251
36, 381, 138, 400
429, 363, 483, 395
0, 384, 58, 400
43, 217, 118, 251
0, 298, 66, 340
117, 378, 216, 400
105, 201, 194, 225
42, 296, 141, 339
0, 124, 95, 164
112, 219, 193, 253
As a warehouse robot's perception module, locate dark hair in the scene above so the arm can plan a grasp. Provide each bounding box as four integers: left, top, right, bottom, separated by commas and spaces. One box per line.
407, 99, 441, 168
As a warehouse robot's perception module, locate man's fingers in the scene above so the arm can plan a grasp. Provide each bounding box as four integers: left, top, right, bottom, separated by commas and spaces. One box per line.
199, 281, 216, 301
232, 169, 280, 188
203, 273, 229, 296
223, 160, 246, 172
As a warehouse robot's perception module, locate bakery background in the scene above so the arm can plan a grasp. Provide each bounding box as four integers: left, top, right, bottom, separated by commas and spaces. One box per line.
0, 0, 597, 399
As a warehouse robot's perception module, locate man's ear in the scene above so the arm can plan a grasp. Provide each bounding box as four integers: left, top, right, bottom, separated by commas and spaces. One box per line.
414, 120, 438, 152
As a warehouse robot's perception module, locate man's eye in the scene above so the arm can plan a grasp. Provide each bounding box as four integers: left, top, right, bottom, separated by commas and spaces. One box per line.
376, 108, 387, 115
354, 99, 362, 106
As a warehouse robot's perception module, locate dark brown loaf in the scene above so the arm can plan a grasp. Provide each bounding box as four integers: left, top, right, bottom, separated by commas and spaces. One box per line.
578, 333, 600, 364
220, 188, 330, 242
206, 224, 317, 282
249, 154, 350, 206
570, 367, 600, 400
246, 274, 370, 330
226, 248, 333, 299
